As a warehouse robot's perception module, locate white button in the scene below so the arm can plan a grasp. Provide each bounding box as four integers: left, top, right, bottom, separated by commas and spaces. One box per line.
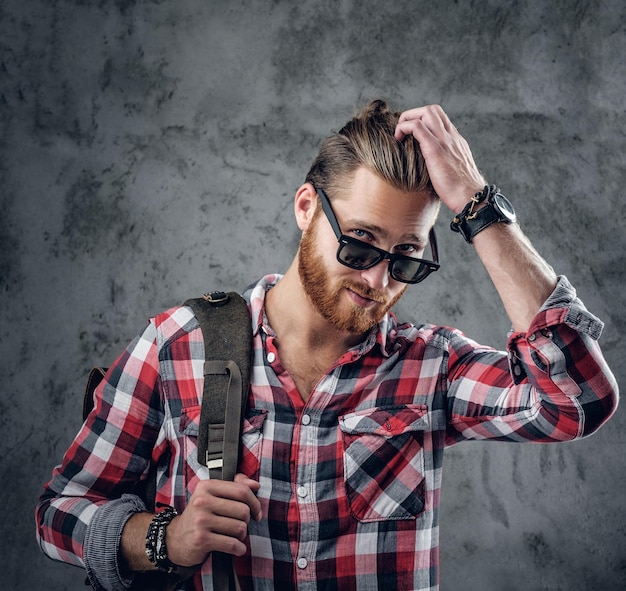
297, 557, 308, 569
528, 334, 536, 342
297, 486, 308, 498
302, 414, 311, 426
267, 352, 276, 363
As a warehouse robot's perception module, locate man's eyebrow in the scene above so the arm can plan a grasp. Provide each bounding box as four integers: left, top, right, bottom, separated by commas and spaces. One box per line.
350, 219, 427, 244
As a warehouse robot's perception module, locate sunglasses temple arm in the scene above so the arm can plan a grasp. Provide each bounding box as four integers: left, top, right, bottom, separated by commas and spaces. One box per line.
429, 228, 439, 265
316, 188, 343, 239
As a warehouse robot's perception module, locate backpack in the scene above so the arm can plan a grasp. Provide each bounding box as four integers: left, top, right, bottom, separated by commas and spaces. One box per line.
82, 291, 252, 591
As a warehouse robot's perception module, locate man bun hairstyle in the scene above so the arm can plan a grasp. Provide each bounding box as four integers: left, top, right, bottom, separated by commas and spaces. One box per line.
305, 99, 435, 200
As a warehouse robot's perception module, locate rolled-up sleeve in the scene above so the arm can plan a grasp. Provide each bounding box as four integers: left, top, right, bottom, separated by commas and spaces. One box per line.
446, 276, 618, 443
84, 494, 147, 590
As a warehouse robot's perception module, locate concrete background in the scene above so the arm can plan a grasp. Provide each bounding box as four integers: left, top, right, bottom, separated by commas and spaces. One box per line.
1, 0, 624, 589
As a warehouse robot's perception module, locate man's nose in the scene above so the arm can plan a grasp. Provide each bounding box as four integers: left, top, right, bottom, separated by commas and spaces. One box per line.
359, 259, 390, 290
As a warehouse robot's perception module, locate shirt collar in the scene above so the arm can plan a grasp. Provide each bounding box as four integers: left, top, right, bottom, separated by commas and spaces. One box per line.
243, 274, 282, 337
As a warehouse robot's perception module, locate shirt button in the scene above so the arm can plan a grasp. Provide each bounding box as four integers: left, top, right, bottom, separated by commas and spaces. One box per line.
267, 352, 276, 363
528, 333, 536, 342
302, 414, 311, 426
297, 486, 308, 498
297, 557, 308, 569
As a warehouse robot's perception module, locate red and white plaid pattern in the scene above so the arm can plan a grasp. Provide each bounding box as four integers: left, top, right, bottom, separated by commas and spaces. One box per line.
36, 275, 618, 590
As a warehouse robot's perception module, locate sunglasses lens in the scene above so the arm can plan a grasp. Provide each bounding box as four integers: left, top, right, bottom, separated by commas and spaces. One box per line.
391, 259, 429, 283
336, 236, 439, 284
338, 240, 382, 269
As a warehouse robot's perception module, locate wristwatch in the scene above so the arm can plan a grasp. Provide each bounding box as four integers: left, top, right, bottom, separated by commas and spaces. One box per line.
450, 185, 516, 243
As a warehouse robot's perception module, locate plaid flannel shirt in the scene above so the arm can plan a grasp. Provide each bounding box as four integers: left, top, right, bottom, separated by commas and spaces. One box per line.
36, 275, 618, 591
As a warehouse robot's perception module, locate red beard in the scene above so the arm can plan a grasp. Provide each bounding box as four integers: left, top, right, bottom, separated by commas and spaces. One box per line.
298, 219, 406, 334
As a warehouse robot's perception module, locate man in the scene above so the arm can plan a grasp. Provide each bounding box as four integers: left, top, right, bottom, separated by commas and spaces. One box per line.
37, 101, 618, 590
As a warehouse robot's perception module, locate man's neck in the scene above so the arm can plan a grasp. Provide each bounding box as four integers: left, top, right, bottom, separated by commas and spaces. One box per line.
264, 263, 368, 401
265, 261, 364, 354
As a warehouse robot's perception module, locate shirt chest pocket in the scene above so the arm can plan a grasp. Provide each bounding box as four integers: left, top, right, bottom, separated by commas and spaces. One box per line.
339, 404, 429, 522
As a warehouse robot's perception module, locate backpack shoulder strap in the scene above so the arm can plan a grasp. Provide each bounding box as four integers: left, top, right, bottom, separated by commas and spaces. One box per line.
183, 291, 252, 483
185, 291, 251, 591
83, 289, 253, 484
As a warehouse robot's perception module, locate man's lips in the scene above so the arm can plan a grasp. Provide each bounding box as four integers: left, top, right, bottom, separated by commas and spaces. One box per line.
346, 287, 381, 308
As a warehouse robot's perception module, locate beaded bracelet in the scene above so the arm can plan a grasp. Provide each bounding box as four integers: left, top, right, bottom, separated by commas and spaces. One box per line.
145, 505, 179, 573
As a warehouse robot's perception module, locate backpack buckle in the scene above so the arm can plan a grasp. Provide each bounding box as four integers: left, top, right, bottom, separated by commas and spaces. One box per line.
202, 291, 230, 306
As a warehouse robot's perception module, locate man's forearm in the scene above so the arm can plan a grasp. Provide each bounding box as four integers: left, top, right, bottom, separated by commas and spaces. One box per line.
472, 221, 558, 333
119, 512, 157, 573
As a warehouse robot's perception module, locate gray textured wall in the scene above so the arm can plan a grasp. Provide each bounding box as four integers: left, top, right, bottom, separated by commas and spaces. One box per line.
2, 1, 624, 589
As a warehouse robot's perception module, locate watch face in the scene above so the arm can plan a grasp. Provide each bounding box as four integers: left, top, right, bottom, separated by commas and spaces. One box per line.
492, 193, 517, 223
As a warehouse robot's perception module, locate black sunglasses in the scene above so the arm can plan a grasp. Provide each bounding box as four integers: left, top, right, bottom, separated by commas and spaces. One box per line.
316, 188, 440, 284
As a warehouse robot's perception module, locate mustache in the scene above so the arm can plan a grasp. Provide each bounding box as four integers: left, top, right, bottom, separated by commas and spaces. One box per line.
342, 281, 387, 304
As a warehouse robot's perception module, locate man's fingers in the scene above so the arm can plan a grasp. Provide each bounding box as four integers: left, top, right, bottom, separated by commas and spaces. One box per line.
202, 512, 250, 542
234, 473, 261, 492
395, 104, 455, 141
397, 106, 428, 124
234, 473, 262, 519
395, 117, 434, 142
192, 477, 262, 522
204, 531, 249, 557
166, 478, 261, 565
191, 484, 257, 522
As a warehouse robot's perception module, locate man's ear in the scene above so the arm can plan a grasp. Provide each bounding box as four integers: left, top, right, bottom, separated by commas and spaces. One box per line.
294, 183, 318, 231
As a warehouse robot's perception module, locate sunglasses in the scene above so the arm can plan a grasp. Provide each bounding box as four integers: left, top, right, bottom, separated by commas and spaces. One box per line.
316, 188, 440, 284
